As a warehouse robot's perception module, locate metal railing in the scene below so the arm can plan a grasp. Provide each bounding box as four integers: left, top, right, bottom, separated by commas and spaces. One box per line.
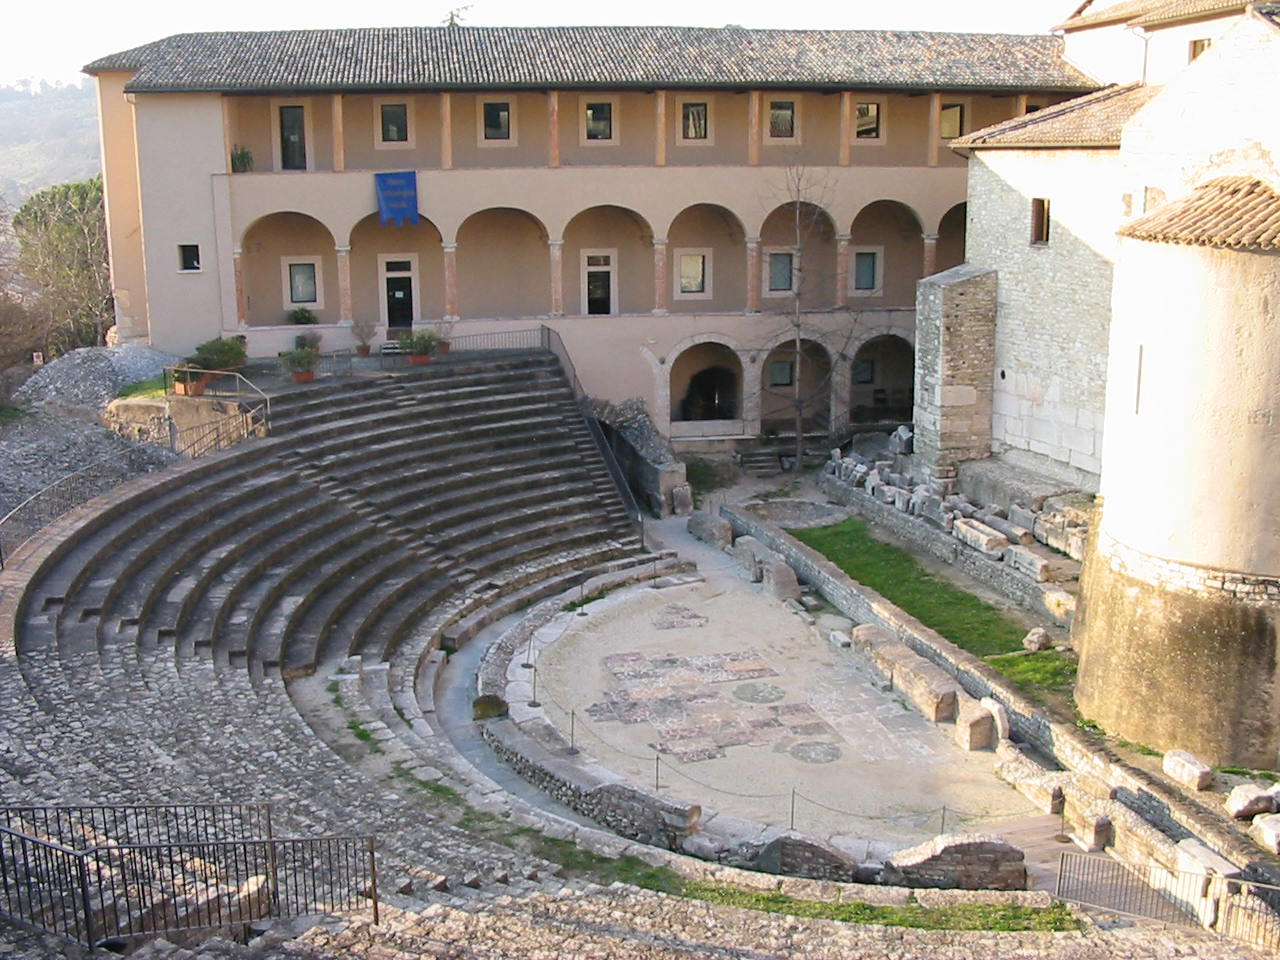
163, 365, 271, 459
0, 803, 376, 948
1056, 850, 1280, 953
0, 446, 162, 571
539, 325, 647, 541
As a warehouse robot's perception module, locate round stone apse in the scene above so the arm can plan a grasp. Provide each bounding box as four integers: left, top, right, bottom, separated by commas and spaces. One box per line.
733, 681, 785, 704
789, 741, 842, 764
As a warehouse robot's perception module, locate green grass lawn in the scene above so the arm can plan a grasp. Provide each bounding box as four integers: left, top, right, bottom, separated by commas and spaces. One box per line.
116, 376, 167, 399
682, 456, 735, 507
0, 404, 23, 425
986, 651, 1077, 704
789, 518, 1026, 658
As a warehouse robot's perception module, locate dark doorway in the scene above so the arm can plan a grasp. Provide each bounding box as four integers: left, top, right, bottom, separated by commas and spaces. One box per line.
586, 269, 612, 315
386, 276, 413, 328
681, 366, 738, 420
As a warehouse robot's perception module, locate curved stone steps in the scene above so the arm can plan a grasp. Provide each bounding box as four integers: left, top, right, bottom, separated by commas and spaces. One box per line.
401, 474, 597, 535
342, 567, 455, 667
358, 453, 584, 516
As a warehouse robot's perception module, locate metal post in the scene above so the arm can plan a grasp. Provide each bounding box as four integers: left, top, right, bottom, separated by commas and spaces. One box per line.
568, 710, 579, 755
939, 806, 947, 835
77, 853, 94, 948
655, 754, 661, 791
367, 837, 379, 925
790, 788, 796, 830
264, 805, 280, 915
528, 667, 541, 708
521, 632, 534, 669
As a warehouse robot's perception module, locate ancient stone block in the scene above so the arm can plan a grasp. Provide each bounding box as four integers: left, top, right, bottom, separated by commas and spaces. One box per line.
888, 424, 914, 455
1076, 813, 1112, 852
954, 695, 996, 751
1175, 838, 1242, 878
830, 448, 842, 462
875, 483, 898, 505
980, 697, 1011, 740
1250, 814, 1280, 854
944, 495, 978, 519
891, 656, 959, 723
1005, 545, 1051, 582
1008, 503, 1038, 531
920, 496, 948, 529
893, 487, 912, 512
882, 834, 1027, 891
829, 630, 852, 648
850, 624, 896, 655
1022, 628, 1053, 652
977, 512, 1034, 545
952, 517, 1009, 557
1225, 784, 1276, 820
1163, 750, 1213, 791
687, 511, 732, 548
731, 535, 768, 582
670, 483, 694, 516
763, 558, 801, 602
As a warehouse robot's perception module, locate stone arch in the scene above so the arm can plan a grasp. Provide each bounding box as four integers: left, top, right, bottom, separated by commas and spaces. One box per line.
670, 341, 743, 421
849, 200, 925, 307
936, 202, 967, 274
456, 207, 550, 318
850, 334, 914, 424
348, 212, 446, 328
239, 212, 339, 326
759, 337, 833, 434
759, 202, 838, 311
562, 205, 655, 315
666, 204, 747, 313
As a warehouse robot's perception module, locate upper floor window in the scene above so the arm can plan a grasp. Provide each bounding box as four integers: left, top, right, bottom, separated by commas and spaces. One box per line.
278, 104, 307, 170
483, 101, 511, 140
674, 248, 713, 300
1031, 198, 1051, 245
768, 100, 796, 140
177, 244, 201, 273
583, 99, 617, 144
282, 256, 323, 310
940, 102, 965, 140
681, 102, 708, 140
379, 103, 409, 144
764, 248, 797, 296
1189, 38, 1211, 61
851, 247, 883, 296
855, 101, 882, 140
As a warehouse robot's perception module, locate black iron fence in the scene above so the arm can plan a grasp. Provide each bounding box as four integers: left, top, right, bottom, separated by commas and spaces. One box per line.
1056, 850, 1280, 953
0, 804, 376, 948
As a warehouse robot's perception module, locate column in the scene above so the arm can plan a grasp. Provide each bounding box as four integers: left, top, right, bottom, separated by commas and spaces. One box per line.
652, 239, 669, 315
654, 91, 667, 167
1014, 93, 1029, 117
440, 93, 453, 170
835, 234, 851, 308
922, 233, 939, 277
549, 241, 564, 316
838, 92, 852, 167
747, 91, 761, 166
335, 245, 353, 323
442, 242, 459, 320
927, 92, 941, 167
547, 91, 560, 168
332, 95, 345, 172
232, 248, 248, 327
745, 237, 761, 313
221, 99, 234, 174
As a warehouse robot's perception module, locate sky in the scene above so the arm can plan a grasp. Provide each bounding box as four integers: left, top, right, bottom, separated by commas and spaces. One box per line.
2, 0, 1074, 86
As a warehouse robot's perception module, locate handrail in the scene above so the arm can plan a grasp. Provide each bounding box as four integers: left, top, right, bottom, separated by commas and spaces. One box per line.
163, 365, 270, 410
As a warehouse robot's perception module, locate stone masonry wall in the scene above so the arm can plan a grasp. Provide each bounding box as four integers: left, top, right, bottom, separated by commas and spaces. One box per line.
913, 265, 997, 480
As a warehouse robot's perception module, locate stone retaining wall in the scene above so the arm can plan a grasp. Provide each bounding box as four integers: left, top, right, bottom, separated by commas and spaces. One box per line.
720, 503, 1280, 887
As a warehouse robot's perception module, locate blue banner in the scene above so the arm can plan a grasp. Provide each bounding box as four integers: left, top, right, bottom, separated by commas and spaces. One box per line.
375, 171, 419, 227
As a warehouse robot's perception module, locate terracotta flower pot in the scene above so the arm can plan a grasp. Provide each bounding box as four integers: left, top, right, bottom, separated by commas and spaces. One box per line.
408, 354, 432, 365
355, 344, 372, 358
174, 379, 204, 397
292, 370, 315, 384
435, 340, 451, 356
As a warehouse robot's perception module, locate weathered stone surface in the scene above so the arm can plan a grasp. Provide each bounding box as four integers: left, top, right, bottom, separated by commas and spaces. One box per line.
1005, 545, 1051, 582
892, 487, 911, 512
1008, 503, 1038, 531
952, 517, 1009, 557
945, 495, 978, 519
1250, 813, 1280, 854
687, 511, 732, 548
887, 653, 959, 723
1224, 783, 1276, 820
1022, 628, 1053, 652
875, 483, 898, 505
670, 483, 694, 516
1175, 838, 1242, 878
1162, 750, 1213, 791
730, 535, 768, 582
919, 496, 948, 529
753, 834, 860, 882
763, 558, 801, 601
954, 695, 996, 751
828, 630, 852, 648
980, 696, 1011, 740
850, 624, 896, 655
882, 834, 1026, 890
978, 512, 1034, 546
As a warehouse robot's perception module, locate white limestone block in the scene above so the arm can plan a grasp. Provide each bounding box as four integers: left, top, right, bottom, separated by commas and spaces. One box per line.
1224, 784, 1276, 820
1162, 750, 1213, 791
1022, 628, 1053, 652
980, 696, 1012, 740
1250, 813, 1280, 854
952, 517, 1009, 557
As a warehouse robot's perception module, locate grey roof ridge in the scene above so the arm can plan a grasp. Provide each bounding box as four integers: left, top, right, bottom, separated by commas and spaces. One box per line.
949, 82, 1148, 149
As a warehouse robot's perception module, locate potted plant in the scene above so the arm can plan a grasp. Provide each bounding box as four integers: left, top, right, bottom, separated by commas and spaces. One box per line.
351, 318, 378, 358
230, 144, 254, 173
173, 361, 208, 396
397, 330, 439, 365
281, 347, 319, 384
193, 336, 247, 371
289, 306, 319, 348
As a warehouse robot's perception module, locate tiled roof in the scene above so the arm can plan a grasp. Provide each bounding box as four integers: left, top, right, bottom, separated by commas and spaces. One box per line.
1056, 0, 1245, 29
1119, 177, 1280, 249
950, 83, 1159, 148
83, 26, 1097, 94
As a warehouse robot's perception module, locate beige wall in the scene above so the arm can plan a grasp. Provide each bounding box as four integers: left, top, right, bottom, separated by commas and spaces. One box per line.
759, 339, 831, 425
936, 202, 966, 272
850, 333, 914, 417
760, 202, 836, 311
349, 214, 446, 324
1145, 15, 1243, 83
849, 200, 925, 307
225, 97, 272, 174
457, 208, 550, 317
241, 212, 339, 326
664, 92, 750, 166
562, 206, 653, 315
95, 72, 148, 341
1062, 24, 1147, 84
669, 341, 742, 420
666, 204, 745, 313
450, 92, 549, 169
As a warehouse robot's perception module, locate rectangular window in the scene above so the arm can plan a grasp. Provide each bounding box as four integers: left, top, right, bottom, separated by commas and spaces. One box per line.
288, 263, 318, 303
853, 251, 878, 290
674, 249, 712, 300
1189, 38, 1211, 61
855, 102, 881, 139
385, 260, 412, 273
768, 252, 794, 292
380, 103, 409, 143
279, 105, 307, 170
585, 102, 613, 141
483, 101, 511, 140
178, 244, 201, 272
1031, 198, 1051, 244
940, 102, 965, 140
853, 358, 874, 384
768, 360, 794, 387
681, 102, 708, 140
769, 100, 795, 139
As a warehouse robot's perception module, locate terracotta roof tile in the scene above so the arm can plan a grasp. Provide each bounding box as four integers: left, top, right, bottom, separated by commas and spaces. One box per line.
950, 83, 1159, 148
1056, 0, 1245, 29
1131, 0, 1247, 25
83, 26, 1097, 94
1119, 177, 1280, 249
1056, 0, 1169, 30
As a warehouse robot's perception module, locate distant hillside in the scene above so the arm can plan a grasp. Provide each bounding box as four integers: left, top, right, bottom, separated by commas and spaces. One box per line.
0, 82, 99, 207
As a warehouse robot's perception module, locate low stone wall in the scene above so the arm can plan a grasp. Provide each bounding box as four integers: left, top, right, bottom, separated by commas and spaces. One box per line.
721, 503, 1280, 886
882, 834, 1027, 891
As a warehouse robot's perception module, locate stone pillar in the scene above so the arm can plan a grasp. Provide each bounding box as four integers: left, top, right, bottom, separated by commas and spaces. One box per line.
912, 264, 997, 479
547, 91, 560, 168
332, 95, 345, 172
652, 239, 669, 315
830, 352, 851, 435
232, 248, 248, 327
442, 242, 459, 320
747, 91, 761, 166
927, 92, 941, 167
838, 92, 852, 166
654, 91, 666, 167
440, 93, 453, 170
1014, 93, 1029, 117
745, 237, 761, 313
741, 350, 763, 437
835, 234, 851, 307
548, 241, 564, 316
335, 245, 353, 323
922, 233, 939, 277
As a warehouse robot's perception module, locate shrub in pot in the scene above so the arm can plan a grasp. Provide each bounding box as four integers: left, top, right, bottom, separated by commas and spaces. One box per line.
173, 360, 208, 396
193, 336, 247, 371
289, 307, 319, 348
281, 347, 319, 384
351, 317, 378, 358
397, 330, 439, 365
